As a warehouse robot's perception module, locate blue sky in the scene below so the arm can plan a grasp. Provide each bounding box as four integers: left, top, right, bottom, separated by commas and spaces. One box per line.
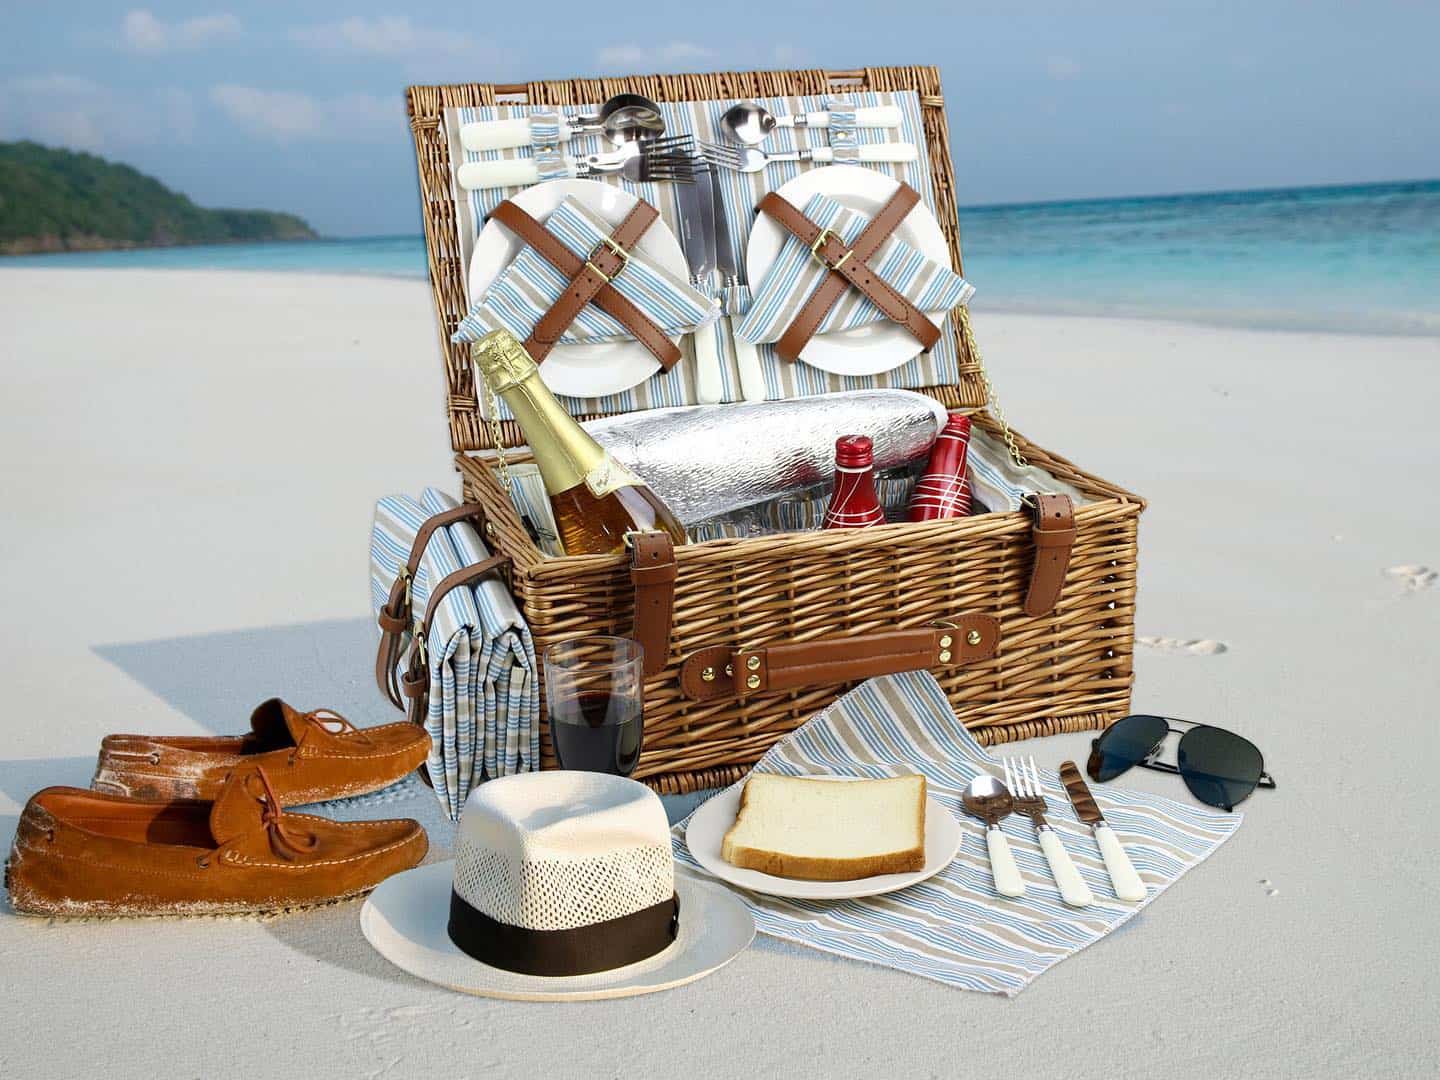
2, 2, 1436, 236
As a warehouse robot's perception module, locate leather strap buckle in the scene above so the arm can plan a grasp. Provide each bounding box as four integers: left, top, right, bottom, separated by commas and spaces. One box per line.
809, 227, 853, 272
586, 234, 631, 284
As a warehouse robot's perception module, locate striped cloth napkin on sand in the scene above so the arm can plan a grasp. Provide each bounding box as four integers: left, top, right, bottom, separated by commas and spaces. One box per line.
674, 671, 1241, 996
370, 488, 539, 821
452, 196, 716, 347
736, 193, 975, 345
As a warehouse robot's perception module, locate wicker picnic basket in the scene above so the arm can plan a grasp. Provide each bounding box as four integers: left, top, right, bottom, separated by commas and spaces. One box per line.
404, 65, 1144, 794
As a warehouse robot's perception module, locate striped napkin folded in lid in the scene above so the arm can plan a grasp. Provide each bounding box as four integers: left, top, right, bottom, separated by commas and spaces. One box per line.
674, 670, 1242, 996
452, 196, 717, 347
736, 193, 976, 345
370, 488, 540, 822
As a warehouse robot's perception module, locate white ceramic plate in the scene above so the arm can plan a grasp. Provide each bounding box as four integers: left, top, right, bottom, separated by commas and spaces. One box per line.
745, 164, 952, 377
468, 179, 686, 398
685, 776, 961, 900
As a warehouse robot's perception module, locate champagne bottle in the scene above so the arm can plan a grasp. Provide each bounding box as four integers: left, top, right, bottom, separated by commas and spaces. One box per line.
821, 435, 887, 530
471, 330, 688, 555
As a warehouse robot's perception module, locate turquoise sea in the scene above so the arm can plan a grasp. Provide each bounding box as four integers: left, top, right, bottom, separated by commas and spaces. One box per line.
6, 179, 1437, 335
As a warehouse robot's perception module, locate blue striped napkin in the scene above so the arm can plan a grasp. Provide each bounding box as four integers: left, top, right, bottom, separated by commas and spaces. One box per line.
369, 488, 540, 821
451, 197, 716, 347
674, 671, 1242, 996
736, 193, 976, 346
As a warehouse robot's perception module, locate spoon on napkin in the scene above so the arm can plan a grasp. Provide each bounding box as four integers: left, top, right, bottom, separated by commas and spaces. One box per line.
962, 774, 1026, 898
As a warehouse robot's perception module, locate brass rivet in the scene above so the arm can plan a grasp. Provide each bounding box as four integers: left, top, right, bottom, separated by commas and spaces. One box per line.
746, 655, 761, 671
701, 666, 716, 682
939, 649, 952, 663
966, 629, 982, 646
939, 635, 953, 648
746, 674, 761, 690
484, 521, 497, 538
724, 663, 734, 677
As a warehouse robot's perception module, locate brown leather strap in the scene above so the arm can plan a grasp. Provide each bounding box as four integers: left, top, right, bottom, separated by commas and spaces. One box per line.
374, 504, 488, 709
1024, 493, 1076, 617
628, 531, 676, 678
758, 187, 942, 363
399, 553, 511, 786
679, 616, 999, 701
488, 200, 681, 371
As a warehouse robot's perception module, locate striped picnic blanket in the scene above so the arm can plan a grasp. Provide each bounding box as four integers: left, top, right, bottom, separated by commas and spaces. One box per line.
674, 671, 1242, 996
369, 488, 539, 821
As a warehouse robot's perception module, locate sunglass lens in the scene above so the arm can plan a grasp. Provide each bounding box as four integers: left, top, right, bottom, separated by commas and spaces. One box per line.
1090, 714, 1170, 782
1177, 726, 1264, 810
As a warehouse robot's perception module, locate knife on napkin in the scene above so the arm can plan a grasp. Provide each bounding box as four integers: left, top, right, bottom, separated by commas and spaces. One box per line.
1060, 760, 1148, 902
676, 165, 724, 404
710, 166, 767, 402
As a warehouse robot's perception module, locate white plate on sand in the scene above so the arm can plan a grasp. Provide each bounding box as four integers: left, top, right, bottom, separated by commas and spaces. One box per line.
468, 179, 686, 398
745, 164, 952, 377
685, 775, 961, 900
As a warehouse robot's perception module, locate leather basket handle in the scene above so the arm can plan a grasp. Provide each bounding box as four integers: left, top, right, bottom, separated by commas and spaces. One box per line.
679, 616, 999, 701
374, 503, 490, 709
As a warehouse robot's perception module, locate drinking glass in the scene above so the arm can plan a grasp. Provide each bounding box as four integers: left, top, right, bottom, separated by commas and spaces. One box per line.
543, 637, 645, 776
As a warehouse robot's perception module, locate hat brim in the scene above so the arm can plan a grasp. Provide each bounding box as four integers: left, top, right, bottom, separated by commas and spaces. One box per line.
361, 861, 755, 1001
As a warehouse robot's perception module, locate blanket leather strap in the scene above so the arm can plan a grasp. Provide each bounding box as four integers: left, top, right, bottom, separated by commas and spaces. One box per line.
679, 616, 999, 701
488, 200, 681, 371
399, 553, 511, 787
757, 186, 942, 363
1024, 493, 1076, 617
628, 531, 677, 678
374, 503, 489, 709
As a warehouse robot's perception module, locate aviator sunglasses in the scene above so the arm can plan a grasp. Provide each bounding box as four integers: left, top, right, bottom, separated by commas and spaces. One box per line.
1087, 715, 1276, 811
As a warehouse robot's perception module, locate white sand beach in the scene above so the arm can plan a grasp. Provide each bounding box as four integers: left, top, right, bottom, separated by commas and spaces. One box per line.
1, 268, 1437, 1079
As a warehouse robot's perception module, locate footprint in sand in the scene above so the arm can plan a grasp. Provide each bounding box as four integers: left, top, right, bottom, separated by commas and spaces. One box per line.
1136, 636, 1229, 656
1384, 565, 1437, 592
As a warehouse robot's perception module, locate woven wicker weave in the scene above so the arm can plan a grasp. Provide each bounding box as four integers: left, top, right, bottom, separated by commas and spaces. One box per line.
407, 66, 1144, 794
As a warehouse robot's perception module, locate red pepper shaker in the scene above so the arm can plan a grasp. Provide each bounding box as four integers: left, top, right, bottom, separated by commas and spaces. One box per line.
822, 435, 887, 530
906, 413, 973, 522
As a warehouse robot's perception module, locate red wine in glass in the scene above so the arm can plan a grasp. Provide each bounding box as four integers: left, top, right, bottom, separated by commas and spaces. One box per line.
550, 691, 644, 776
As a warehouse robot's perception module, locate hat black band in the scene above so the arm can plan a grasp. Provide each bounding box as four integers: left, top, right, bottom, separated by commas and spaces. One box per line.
448, 888, 680, 977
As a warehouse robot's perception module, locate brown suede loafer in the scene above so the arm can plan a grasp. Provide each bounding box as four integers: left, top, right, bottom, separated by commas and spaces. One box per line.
6, 764, 427, 917
91, 698, 429, 805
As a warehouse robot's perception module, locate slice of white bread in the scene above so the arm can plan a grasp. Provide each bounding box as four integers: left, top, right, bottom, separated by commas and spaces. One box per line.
721, 774, 927, 881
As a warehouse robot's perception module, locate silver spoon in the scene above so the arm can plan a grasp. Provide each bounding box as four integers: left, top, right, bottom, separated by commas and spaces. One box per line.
460, 93, 666, 153
961, 774, 1027, 898
719, 100, 906, 146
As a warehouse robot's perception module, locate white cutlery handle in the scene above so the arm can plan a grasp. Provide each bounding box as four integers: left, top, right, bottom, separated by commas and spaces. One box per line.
1095, 823, 1146, 901
987, 827, 1026, 898
1039, 829, 1094, 907
456, 158, 551, 191
731, 322, 766, 402
854, 105, 904, 128
857, 142, 918, 164
694, 323, 724, 405
461, 117, 554, 152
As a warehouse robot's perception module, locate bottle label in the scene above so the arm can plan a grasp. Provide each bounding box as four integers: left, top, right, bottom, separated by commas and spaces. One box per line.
584, 455, 644, 498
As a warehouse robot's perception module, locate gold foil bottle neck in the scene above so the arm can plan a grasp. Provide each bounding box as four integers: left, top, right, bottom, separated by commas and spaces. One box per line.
471, 329, 537, 394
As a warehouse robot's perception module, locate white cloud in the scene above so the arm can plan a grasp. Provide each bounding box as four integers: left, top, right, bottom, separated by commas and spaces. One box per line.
122, 9, 241, 52
290, 15, 476, 57
209, 84, 397, 142
1045, 56, 1083, 81
0, 75, 195, 152
596, 41, 712, 71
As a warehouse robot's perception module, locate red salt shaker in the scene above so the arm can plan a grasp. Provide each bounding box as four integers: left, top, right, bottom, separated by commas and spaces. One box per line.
822, 435, 887, 530
906, 413, 973, 522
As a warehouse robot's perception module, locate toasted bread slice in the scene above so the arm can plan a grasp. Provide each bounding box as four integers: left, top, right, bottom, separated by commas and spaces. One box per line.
721, 774, 927, 881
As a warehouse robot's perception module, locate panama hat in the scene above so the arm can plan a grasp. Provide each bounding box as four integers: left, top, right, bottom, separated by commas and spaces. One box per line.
361, 770, 753, 1001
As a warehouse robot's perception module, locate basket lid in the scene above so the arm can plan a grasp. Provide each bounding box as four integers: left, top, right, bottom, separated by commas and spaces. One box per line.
406, 66, 986, 454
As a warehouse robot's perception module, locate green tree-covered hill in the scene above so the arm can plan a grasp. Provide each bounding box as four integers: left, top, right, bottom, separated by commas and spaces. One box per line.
0, 141, 318, 255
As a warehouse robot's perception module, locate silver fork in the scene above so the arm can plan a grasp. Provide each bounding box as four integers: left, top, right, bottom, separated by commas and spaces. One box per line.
457, 135, 698, 191
1004, 755, 1094, 908
699, 140, 918, 173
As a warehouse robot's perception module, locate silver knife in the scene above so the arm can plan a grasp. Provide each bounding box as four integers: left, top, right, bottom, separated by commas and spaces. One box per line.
709, 167, 767, 402
675, 163, 724, 404
1059, 760, 1147, 902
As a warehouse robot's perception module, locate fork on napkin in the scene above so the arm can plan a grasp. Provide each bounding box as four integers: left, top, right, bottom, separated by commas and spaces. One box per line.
452, 196, 717, 348
736, 193, 975, 346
